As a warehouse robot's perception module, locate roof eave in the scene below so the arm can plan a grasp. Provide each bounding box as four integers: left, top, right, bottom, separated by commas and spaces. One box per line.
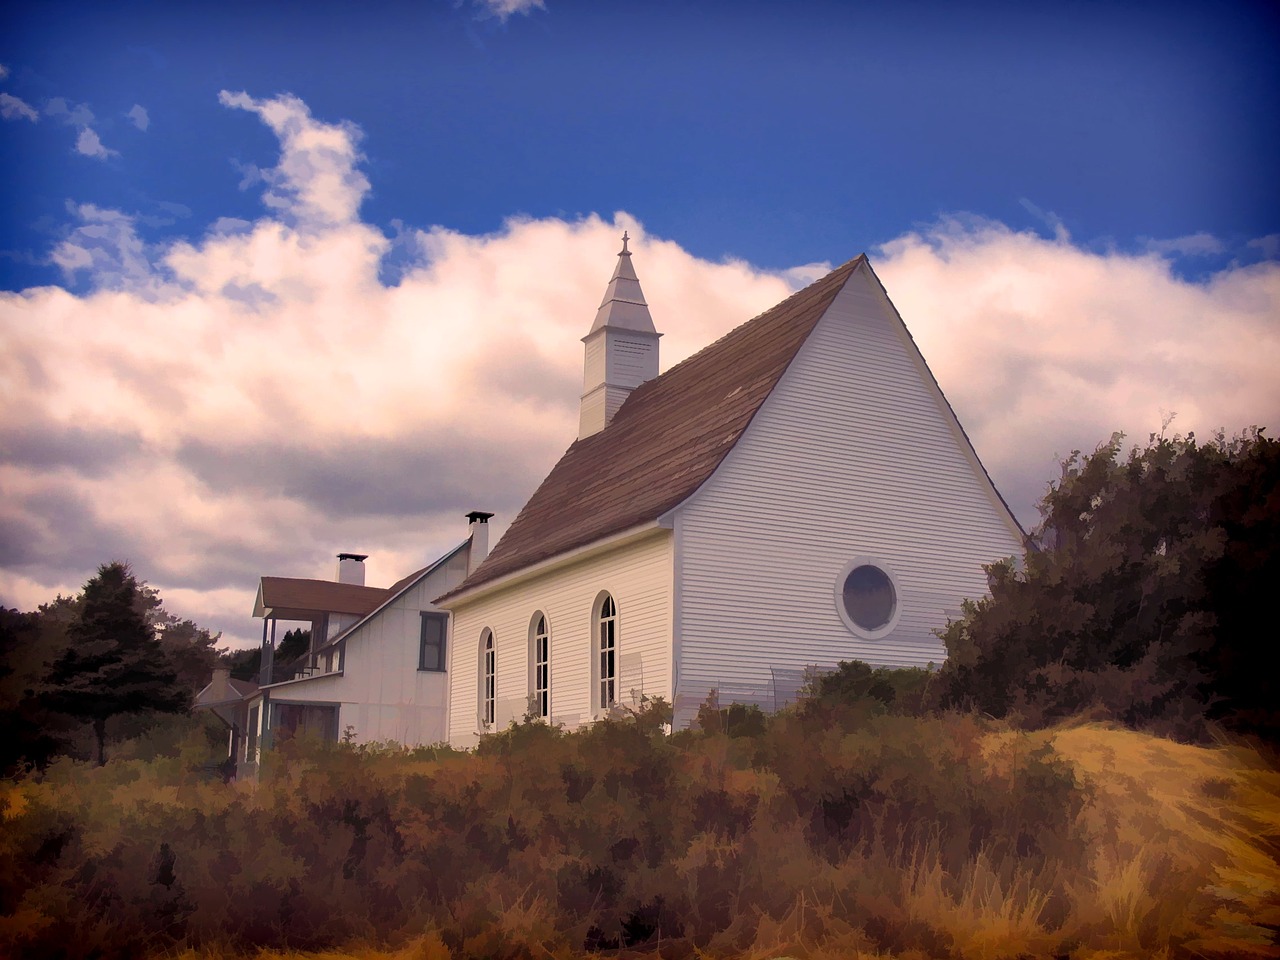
316, 539, 470, 652
260, 670, 344, 690
436, 520, 669, 609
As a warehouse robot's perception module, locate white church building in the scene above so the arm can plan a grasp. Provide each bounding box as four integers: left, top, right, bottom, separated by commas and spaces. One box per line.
199, 237, 1025, 760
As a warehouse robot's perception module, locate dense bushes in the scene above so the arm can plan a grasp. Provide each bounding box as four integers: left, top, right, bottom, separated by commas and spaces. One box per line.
932, 428, 1280, 742
3, 702, 1277, 959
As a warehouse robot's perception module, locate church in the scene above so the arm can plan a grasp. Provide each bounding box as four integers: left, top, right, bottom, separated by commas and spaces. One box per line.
198, 237, 1025, 759
437, 236, 1024, 743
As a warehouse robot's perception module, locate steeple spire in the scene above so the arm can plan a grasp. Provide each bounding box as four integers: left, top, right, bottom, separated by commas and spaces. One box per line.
579, 233, 662, 439
588, 231, 657, 335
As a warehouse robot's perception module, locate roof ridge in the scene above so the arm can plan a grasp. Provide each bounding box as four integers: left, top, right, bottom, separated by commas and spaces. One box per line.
438, 255, 865, 601
622, 255, 863, 404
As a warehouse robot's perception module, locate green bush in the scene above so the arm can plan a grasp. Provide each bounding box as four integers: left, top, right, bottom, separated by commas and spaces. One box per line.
799, 660, 934, 721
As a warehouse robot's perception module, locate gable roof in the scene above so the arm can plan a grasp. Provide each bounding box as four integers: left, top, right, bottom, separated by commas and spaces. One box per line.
194, 673, 259, 708
310, 539, 469, 655
440, 255, 865, 600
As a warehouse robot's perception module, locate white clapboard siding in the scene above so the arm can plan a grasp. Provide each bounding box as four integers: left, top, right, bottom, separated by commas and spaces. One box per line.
672, 262, 1023, 726
446, 531, 673, 747
267, 547, 468, 746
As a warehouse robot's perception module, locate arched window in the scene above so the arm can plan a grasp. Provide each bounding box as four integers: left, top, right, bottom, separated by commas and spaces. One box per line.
529, 613, 550, 719
596, 593, 617, 710
479, 629, 495, 727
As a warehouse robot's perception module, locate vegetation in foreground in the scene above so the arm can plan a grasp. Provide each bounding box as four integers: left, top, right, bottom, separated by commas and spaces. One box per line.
930, 426, 1280, 744
1, 697, 1277, 960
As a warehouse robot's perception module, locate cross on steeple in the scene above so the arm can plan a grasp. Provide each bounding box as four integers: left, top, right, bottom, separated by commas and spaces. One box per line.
579, 234, 661, 439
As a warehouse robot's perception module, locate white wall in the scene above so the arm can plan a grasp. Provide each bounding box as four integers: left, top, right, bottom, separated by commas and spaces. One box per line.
672, 262, 1024, 726
268, 547, 470, 746
445, 530, 673, 747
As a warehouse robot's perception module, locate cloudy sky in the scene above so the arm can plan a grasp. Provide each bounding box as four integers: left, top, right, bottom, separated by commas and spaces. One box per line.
1, 0, 1277, 649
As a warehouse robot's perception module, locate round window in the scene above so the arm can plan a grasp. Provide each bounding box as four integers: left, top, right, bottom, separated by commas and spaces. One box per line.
841, 564, 896, 631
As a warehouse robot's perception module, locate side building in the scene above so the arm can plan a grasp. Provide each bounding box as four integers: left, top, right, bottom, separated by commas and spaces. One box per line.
196, 514, 490, 773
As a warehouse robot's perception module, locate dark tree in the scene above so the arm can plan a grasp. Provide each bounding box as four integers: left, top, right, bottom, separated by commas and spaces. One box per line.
44, 562, 190, 764
277, 627, 311, 663
931, 428, 1279, 741
155, 615, 223, 691
0, 608, 78, 774
224, 645, 262, 682
221, 628, 309, 684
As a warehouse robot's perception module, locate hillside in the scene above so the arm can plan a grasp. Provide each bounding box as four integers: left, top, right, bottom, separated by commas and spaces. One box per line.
2, 711, 1277, 960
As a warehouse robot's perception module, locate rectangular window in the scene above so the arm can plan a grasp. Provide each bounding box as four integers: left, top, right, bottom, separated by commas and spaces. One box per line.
484, 645, 495, 725
419, 612, 448, 671
535, 633, 549, 718
599, 620, 615, 708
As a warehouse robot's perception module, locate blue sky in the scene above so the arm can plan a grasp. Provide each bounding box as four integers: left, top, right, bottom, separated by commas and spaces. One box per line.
5, 0, 1277, 288
1, 0, 1277, 646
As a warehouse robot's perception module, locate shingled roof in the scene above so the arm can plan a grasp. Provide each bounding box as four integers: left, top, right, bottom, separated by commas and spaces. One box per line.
441, 255, 864, 600
253, 577, 390, 620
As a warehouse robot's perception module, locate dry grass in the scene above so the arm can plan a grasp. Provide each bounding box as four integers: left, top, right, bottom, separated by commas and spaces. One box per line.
19, 721, 1279, 960
989, 722, 1280, 958
903, 848, 1057, 959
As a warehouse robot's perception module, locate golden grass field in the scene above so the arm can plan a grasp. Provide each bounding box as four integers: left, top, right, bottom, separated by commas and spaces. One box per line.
86, 721, 1272, 960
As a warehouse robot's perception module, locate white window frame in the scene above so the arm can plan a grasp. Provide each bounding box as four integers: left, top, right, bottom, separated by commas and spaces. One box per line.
595, 593, 617, 712
529, 612, 550, 720
833, 557, 903, 640
479, 629, 495, 727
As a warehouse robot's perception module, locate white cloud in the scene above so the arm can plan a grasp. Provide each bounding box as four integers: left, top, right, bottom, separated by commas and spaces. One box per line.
74, 126, 118, 159
127, 104, 150, 131
471, 0, 546, 21
1018, 197, 1069, 242
45, 96, 95, 127
43, 96, 117, 158
1248, 234, 1280, 260
0, 63, 9, 80
51, 203, 156, 288
1145, 232, 1226, 258
1, 91, 1276, 650
0, 92, 38, 122
217, 90, 370, 229
874, 218, 1280, 523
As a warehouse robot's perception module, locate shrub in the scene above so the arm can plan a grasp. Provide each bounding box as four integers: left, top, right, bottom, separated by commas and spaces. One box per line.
931, 428, 1280, 742
1, 713, 1275, 959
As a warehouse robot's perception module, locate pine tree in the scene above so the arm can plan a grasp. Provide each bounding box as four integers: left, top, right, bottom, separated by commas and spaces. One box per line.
44, 562, 190, 764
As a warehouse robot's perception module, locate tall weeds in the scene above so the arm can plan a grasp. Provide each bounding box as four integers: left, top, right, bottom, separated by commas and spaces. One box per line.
1, 711, 1276, 959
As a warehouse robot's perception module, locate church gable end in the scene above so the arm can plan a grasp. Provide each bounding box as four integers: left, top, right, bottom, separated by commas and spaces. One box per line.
670, 259, 1024, 723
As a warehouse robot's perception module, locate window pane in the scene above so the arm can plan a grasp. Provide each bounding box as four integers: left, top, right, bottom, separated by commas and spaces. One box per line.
841, 564, 896, 630
420, 613, 447, 671
483, 634, 495, 724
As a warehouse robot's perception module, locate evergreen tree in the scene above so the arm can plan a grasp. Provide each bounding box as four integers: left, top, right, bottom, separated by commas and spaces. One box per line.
276, 627, 311, 664
43, 562, 190, 764
0, 608, 77, 773
155, 615, 223, 691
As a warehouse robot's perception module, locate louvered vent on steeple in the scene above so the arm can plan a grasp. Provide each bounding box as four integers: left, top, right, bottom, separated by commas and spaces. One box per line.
579, 232, 662, 439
